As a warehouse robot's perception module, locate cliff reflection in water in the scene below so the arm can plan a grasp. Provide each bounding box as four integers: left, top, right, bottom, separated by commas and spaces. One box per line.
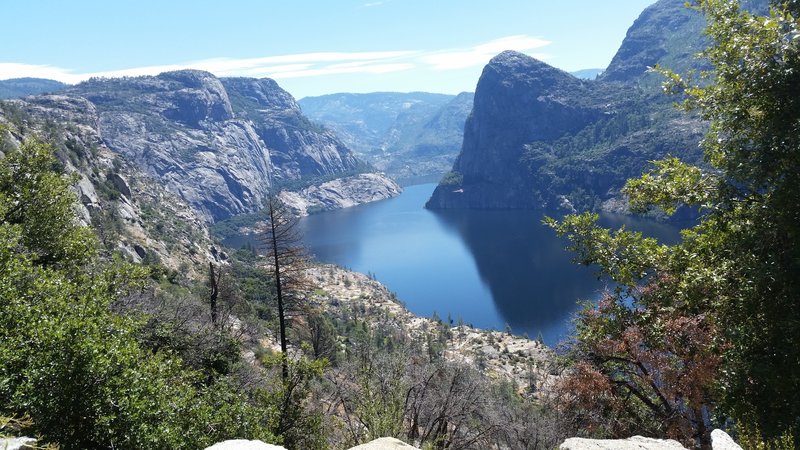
227, 184, 683, 346
430, 208, 600, 342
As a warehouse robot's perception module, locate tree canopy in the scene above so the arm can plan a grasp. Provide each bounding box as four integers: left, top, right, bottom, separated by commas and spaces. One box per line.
547, 0, 800, 446
0, 136, 279, 449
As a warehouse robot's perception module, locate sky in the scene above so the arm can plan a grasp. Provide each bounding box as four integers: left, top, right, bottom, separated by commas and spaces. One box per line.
0, 0, 657, 99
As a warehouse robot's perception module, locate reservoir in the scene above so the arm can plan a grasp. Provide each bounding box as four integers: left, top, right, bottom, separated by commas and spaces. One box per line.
292, 183, 683, 346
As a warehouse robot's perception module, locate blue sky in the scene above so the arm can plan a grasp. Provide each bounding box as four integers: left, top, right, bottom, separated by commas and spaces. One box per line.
0, 0, 656, 98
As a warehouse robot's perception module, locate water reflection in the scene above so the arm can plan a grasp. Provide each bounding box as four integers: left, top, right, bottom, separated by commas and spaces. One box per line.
430, 208, 605, 343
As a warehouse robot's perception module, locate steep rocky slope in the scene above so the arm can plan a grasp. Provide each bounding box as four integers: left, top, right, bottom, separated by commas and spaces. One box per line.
65, 71, 273, 222
58, 71, 382, 222
427, 0, 732, 212
599, 0, 708, 84
0, 97, 218, 276
222, 77, 362, 182
428, 51, 608, 210
299, 92, 473, 181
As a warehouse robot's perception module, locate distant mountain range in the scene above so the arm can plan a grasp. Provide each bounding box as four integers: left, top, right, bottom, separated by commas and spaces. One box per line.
426, 0, 765, 213
0, 77, 476, 184
0, 78, 67, 99
299, 92, 474, 182
570, 69, 603, 80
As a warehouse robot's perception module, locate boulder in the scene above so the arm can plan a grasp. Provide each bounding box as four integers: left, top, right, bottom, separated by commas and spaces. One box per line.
348, 437, 420, 449
133, 244, 147, 259
711, 429, 742, 450
559, 436, 686, 450
203, 439, 286, 450
77, 175, 100, 208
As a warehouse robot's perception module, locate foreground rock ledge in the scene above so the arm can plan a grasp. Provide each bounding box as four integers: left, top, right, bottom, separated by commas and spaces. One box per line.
204, 437, 420, 450
348, 437, 419, 449
560, 436, 686, 450
205, 440, 286, 450
0, 437, 38, 450
559, 430, 743, 450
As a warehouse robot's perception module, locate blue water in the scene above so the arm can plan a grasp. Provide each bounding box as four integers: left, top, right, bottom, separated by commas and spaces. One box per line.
233, 183, 684, 346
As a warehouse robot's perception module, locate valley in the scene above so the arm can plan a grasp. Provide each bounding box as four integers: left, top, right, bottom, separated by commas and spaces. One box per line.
2, 0, 796, 448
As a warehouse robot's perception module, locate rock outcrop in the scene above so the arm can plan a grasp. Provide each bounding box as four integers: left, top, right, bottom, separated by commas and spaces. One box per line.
710, 429, 743, 450
278, 173, 402, 216
63, 72, 273, 221
427, 50, 602, 210
599, 0, 707, 84
0, 436, 38, 450
348, 437, 420, 449
222, 77, 361, 182
204, 440, 287, 450
559, 430, 742, 450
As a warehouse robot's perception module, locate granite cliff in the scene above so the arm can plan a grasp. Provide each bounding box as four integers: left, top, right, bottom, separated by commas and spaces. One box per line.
426, 0, 730, 212
222, 77, 362, 182
0, 96, 218, 275
52, 70, 390, 223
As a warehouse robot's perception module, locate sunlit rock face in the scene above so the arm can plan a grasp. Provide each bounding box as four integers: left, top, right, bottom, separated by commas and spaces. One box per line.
61, 70, 361, 222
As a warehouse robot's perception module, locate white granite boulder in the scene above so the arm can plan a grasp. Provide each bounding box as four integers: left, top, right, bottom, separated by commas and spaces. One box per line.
560, 435, 686, 450
203, 439, 286, 450
348, 437, 420, 449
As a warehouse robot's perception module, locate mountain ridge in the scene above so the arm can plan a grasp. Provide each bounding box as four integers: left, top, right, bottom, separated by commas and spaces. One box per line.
299, 91, 473, 181
31, 69, 395, 222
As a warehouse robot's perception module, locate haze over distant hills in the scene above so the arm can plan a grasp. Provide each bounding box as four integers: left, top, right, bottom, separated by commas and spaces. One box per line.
570, 69, 604, 80
299, 92, 474, 182
0, 78, 67, 99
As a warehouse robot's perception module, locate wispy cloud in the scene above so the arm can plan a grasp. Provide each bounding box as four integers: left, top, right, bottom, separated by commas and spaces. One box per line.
0, 35, 552, 85
421, 35, 552, 70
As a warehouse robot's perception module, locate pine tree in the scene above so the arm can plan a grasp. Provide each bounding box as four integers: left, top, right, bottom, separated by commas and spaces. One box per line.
258, 195, 308, 381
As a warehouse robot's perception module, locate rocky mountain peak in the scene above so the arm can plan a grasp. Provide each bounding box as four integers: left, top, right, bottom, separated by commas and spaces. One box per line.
426, 51, 602, 210
222, 77, 299, 113
157, 69, 234, 125
484, 50, 577, 86
20, 71, 377, 223
599, 0, 708, 83
427, 0, 739, 212
474, 50, 593, 141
